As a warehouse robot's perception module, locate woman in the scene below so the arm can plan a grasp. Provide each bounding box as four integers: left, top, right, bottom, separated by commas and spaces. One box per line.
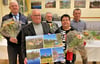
55, 14, 76, 64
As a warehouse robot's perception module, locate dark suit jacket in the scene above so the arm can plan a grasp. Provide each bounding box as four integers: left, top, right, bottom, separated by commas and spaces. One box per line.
19, 22, 51, 59
2, 12, 28, 46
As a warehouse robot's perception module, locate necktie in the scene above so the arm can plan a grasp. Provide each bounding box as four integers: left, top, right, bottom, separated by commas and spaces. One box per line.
13, 15, 17, 21
14, 15, 17, 20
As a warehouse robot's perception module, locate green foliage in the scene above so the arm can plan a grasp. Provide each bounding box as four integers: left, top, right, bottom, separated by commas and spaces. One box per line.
90, 31, 100, 40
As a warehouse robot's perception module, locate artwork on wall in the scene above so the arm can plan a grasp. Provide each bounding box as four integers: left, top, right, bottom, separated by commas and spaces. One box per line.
31, 0, 42, 9
90, 0, 100, 8
45, 0, 56, 8
74, 0, 86, 8
17, 0, 28, 13
60, 0, 70, 9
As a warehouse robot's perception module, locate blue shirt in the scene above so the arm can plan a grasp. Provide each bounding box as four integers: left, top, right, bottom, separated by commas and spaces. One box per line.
12, 13, 19, 21
71, 20, 86, 32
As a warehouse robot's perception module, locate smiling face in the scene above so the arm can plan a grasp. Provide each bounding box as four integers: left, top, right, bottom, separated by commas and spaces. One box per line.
31, 9, 41, 24
9, 2, 19, 15
61, 17, 70, 28
73, 9, 81, 22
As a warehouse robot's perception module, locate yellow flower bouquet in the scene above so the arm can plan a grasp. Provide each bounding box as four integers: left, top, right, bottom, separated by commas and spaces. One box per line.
0, 18, 21, 38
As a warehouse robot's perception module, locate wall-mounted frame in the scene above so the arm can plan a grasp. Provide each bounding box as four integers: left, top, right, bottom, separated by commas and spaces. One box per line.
45, 0, 56, 8
31, 0, 42, 9
17, 0, 28, 13
90, 0, 100, 8
74, 0, 86, 8
3, 0, 8, 5
60, 0, 70, 9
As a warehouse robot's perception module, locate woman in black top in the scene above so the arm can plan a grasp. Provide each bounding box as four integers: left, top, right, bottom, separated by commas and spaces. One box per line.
55, 14, 76, 64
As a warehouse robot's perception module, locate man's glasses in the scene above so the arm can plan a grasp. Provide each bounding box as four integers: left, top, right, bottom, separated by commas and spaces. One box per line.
32, 15, 41, 17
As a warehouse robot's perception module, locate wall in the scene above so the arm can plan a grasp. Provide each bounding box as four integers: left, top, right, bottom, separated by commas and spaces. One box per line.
27, 0, 100, 21
0, 0, 100, 22
0, 0, 10, 27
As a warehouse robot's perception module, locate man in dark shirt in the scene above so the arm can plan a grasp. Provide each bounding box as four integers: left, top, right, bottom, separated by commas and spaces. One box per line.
45, 12, 59, 33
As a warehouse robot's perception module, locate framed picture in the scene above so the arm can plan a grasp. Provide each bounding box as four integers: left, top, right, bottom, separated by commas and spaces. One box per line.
74, 0, 86, 8
90, 0, 100, 8
17, 0, 28, 13
45, 0, 56, 8
31, 0, 42, 9
60, 0, 70, 9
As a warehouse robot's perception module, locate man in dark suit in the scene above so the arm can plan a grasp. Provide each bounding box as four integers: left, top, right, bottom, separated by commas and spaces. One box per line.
1, 1, 28, 64
19, 9, 51, 64
45, 12, 59, 33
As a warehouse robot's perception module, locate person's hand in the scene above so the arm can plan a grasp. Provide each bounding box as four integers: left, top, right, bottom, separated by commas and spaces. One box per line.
9, 37, 17, 44
24, 58, 27, 64
61, 61, 65, 63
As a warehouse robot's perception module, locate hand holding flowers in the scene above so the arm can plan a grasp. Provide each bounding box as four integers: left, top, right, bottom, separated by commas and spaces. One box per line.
0, 18, 21, 44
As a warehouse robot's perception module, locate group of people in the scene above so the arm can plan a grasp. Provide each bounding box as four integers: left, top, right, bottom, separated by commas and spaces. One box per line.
1, 1, 87, 64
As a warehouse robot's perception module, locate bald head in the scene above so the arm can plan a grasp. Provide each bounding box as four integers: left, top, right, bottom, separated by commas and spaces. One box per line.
9, 1, 19, 15
31, 9, 40, 15
31, 9, 41, 24
9, 1, 18, 6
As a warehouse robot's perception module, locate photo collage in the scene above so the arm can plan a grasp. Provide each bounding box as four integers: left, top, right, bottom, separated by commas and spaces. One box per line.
26, 33, 65, 64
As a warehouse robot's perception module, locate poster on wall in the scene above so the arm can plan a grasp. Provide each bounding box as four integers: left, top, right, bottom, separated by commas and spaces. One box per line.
16, 0, 28, 13
60, 0, 70, 9
90, 0, 100, 8
45, 0, 56, 8
74, 0, 86, 8
26, 34, 65, 64
31, 0, 42, 9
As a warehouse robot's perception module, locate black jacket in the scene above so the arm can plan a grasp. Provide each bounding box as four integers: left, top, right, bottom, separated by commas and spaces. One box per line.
2, 12, 28, 46
19, 22, 51, 58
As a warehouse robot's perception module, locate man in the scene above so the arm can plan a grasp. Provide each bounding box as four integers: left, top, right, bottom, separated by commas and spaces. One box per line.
71, 8, 87, 64
55, 14, 76, 64
19, 9, 51, 64
45, 12, 59, 33
2, 1, 28, 64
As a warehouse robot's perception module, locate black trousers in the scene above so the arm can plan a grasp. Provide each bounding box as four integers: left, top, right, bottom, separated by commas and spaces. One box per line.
7, 45, 24, 64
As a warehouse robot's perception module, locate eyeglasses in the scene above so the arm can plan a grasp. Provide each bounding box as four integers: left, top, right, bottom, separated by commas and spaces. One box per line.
32, 15, 41, 17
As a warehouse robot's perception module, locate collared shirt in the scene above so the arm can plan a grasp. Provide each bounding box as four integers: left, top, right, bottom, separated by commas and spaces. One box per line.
71, 19, 86, 32
12, 13, 19, 21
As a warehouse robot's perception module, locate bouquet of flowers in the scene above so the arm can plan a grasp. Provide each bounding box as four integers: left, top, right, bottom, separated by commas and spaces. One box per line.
66, 30, 93, 48
66, 30, 93, 62
0, 18, 21, 38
